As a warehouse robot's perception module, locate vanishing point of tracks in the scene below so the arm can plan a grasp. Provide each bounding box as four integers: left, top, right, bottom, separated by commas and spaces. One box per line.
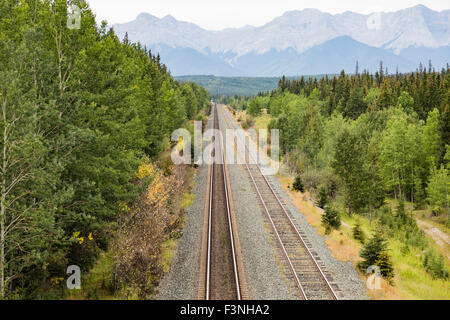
218, 104, 340, 300
204, 104, 241, 300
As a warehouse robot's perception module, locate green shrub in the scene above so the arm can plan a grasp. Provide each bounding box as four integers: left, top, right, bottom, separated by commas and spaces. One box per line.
352, 219, 365, 243
423, 250, 449, 279
358, 228, 394, 281
316, 186, 329, 209
292, 176, 305, 192
321, 206, 341, 234
375, 251, 395, 282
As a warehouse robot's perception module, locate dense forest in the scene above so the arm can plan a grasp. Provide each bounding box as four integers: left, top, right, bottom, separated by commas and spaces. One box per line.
224, 63, 450, 282
0, 0, 209, 299
175, 75, 329, 97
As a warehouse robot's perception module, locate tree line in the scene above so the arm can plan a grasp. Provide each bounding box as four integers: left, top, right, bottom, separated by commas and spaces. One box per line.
0, 0, 209, 299
239, 65, 449, 214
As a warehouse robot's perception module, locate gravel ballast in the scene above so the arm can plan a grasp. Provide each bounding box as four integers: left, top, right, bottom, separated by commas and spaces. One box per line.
227, 160, 295, 300
217, 107, 295, 300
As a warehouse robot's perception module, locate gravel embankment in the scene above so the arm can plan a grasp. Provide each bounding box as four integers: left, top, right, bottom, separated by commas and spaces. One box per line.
227, 162, 296, 300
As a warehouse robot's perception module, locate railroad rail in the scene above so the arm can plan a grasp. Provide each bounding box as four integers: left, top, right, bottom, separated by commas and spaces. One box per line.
205, 104, 241, 300
217, 104, 339, 300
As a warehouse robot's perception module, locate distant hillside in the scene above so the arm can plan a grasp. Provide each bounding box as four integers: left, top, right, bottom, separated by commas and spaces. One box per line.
175, 76, 279, 96
175, 75, 330, 96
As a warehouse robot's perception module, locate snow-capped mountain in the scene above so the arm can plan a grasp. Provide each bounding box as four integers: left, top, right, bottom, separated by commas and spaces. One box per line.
112, 5, 450, 76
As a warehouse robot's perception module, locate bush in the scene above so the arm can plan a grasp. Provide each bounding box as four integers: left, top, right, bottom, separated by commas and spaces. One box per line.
292, 176, 305, 192
316, 186, 329, 209
352, 219, 365, 243
241, 116, 254, 129
423, 250, 449, 279
358, 228, 394, 281
375, 251, 395, 282
321, 206, 341, 234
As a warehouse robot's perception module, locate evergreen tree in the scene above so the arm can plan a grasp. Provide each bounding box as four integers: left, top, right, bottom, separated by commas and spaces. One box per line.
316, 186, 329, 209
352, 219, 365, 243
423, 249, 449, 279
321, 206, 341, 234
0, 0, 210, 298
375, 251, 395, 282
358, 228, 394, 280
292, 176, 305, 193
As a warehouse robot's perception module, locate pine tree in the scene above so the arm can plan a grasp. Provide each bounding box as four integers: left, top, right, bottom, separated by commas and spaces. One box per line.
423, 249, 449, 279
321, 206, 341, 234
375, 251, 395, 282
352, 219, 365, 243
316, 186, 329, 209
358, 228, 394, 280
292, 176, 305, 193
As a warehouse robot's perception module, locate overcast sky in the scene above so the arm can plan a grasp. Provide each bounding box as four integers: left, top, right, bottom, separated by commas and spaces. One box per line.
86, 0, 450, 30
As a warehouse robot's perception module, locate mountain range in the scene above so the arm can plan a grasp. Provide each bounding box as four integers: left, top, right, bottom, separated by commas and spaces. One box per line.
112, 5, 450, 76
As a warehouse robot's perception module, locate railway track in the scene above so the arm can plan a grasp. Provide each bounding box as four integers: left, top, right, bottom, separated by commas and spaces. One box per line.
204, 104, 241, 300
217, 104, 340, 300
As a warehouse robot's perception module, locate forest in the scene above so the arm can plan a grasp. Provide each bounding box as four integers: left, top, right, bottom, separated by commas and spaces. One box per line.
224, 63, 450, 289
0, 0, 210, 299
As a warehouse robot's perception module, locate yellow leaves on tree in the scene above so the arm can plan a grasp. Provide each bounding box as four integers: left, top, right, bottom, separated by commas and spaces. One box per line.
116, 161, 188, 298
135, 159, 172, 208
136, 160, 156, 180
146, 173, 169, 207
72, 231, 94, 245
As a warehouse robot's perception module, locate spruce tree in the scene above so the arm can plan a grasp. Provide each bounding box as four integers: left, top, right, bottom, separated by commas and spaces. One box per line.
358, 228, 394, 280
352, 219, 365, 243
292, 176, 305, 193
316, 186, 329, 209
321, 206, 341, 234
375, 251, 395, 282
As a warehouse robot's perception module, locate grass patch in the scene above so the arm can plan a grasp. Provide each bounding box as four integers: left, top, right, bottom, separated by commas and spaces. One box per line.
160, 239, 178, 274
253, 111, 273, 131
181, 192, 195, 210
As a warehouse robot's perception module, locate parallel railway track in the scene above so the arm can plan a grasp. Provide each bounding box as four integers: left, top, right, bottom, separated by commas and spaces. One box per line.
217, 104, 339, 300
